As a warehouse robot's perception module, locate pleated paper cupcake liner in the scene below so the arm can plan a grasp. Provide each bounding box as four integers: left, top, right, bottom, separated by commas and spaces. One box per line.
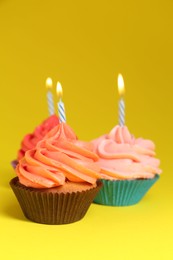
93, 174, 160, 206
10, 177, 102, 225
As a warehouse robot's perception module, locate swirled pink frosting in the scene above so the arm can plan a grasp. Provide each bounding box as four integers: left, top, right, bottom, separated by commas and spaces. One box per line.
16, 123, 101, 188
17, 115, 59, 160
91, 125, 162, 180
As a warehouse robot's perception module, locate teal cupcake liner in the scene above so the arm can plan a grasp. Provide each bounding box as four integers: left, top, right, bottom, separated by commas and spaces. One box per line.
93, 174, 160, 206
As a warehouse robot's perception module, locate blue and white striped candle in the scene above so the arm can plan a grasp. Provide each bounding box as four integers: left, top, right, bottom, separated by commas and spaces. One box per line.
118, 74, 125, 127
56, 82, 66, 123
46, 77, 55, 116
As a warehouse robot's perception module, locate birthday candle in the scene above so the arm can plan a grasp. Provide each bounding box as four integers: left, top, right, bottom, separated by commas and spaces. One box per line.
56, 82, 66, 123
118, 74, 125, 127
46, 77, 55, 116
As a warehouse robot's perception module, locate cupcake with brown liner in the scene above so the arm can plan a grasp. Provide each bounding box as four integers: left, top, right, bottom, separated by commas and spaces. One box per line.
10, 123, 102, 224
91, 125, 162, 206
11, 114, 59, 168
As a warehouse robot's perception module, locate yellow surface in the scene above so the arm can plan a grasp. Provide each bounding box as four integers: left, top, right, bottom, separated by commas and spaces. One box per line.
0, 0, 173, 259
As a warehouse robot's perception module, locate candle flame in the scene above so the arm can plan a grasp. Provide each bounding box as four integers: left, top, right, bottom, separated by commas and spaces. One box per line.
56, 82, 63, 99
118, 74, 125, 96
46, 77, 53, 89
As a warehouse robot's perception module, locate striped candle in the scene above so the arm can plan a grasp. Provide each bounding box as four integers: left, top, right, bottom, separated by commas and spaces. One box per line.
56, 82, 66, 123
46, 77, 55, 116
118, 74, 125, 127
119, 97, 125, 127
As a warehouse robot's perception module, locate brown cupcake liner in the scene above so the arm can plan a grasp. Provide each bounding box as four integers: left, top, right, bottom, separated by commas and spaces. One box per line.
10, 177, 102, 225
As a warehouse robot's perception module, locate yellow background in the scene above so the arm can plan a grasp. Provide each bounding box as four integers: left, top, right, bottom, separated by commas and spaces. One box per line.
0, 0, 173, 259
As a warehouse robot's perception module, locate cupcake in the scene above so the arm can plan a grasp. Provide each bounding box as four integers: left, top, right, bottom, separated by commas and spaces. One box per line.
10, 122, 102, 224
11, 114, 59, 168
91, 125, 162, 206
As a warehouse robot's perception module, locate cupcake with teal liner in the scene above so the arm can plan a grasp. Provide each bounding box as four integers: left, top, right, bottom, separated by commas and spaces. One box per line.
91, 125, 162, 206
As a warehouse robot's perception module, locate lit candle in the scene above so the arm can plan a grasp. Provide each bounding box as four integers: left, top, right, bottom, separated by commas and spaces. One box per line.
56, 82, 66, 123
118, 73, 125, 127
46, 77, 55, 116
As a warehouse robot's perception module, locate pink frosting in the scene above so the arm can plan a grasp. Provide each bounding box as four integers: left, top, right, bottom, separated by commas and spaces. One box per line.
91, 125, 162, 180
18, 115, 59, 160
